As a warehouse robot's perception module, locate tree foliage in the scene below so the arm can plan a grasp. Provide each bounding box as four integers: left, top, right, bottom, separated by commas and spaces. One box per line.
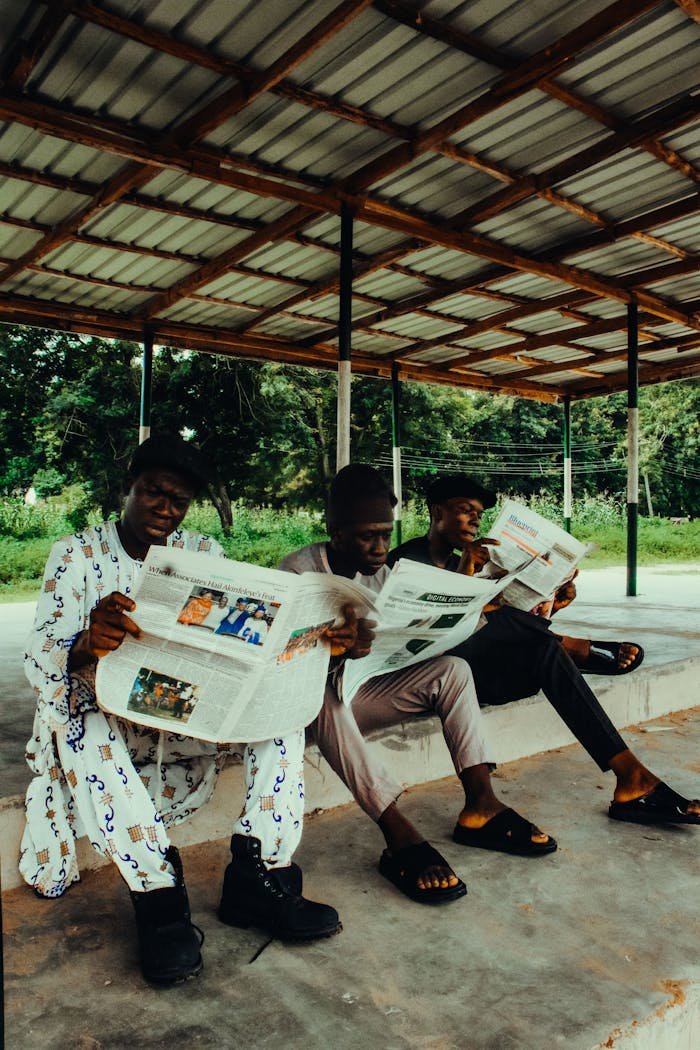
2, 323, 698, 527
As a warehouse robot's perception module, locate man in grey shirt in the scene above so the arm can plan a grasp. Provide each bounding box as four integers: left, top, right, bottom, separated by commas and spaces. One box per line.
279, 465, 555, 906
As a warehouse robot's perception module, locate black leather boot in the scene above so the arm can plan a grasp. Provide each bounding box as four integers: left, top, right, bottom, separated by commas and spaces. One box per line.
218, 834, 341, 941
130, 846, 204, 984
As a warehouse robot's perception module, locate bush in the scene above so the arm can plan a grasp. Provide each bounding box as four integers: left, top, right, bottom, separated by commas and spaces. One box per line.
0, 536, 54, 587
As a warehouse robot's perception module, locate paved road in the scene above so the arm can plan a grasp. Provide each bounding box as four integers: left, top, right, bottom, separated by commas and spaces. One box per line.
0, 601, 36, 796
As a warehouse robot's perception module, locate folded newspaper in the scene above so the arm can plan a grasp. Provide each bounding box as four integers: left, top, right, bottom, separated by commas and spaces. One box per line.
95, 546, 520, 738
95, 546, 377, 743
482, 498, 589, 612
340, 559, 512, 704
95, 512, 571, 739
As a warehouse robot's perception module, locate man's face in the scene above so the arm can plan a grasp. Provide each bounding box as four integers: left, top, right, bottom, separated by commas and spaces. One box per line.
331, 521, 394, 575
122, 468, 195, 546
432, 496, 485, 549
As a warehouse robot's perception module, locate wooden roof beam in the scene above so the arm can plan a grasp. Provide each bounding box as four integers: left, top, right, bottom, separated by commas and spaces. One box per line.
471, 330, 700, 386
346, 0, 662, 194
1, 5, 70, 90
286, 191, 700, 347
0, 0, 373, 294
375, 0, 696, 186
561, 357, 700, 398
1, 93, 695, 332
454, 92, 700, 228
0, 292, 560, 401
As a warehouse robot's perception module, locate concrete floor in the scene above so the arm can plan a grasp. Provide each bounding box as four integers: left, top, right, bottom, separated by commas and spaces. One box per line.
3, 564, 699, 1049
3, 711, 699, 1050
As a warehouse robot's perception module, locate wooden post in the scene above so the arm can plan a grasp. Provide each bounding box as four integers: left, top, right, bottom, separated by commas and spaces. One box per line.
139, 328, 153, 443
391, 361, 403, 545
626, 303, 639, 597
563, 395, 572, 533
336, 203, 353, 470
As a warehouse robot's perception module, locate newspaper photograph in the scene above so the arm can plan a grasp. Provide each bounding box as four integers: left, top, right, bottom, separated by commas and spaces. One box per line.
483, 498, 589, 611
340, 559, 512, 704
95, 546, 377, 743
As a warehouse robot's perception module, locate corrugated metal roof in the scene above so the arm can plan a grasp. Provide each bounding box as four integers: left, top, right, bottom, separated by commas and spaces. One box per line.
0, 0, 698, 401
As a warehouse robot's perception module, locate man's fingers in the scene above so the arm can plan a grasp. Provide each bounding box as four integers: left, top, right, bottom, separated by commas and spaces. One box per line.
340, 602, 357, 627
478, 537, 500, 547
121, 614, 142, 638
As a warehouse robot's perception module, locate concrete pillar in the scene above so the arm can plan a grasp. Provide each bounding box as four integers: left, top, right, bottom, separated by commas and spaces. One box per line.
626, 303, 639, 597
563, 395, 572, 534
336, 204, 353, 470
139, 329, 153, 444
391, 362, 403, 544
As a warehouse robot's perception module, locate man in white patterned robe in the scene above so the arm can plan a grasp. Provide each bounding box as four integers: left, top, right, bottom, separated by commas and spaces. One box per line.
22, 434, 340, 985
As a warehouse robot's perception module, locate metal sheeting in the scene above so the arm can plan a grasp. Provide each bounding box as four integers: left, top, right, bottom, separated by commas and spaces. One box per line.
0, 0, 698, 401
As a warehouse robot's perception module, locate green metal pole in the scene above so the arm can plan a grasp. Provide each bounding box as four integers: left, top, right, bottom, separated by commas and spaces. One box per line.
563, 395, 572, 534
139, 328, 153, 444
336, 203, 353, 470
626, 303, 638, 597
390, 362, 403, 545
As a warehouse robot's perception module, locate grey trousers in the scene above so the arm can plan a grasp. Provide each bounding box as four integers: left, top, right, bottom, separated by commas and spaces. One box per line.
312, 655, 491, 822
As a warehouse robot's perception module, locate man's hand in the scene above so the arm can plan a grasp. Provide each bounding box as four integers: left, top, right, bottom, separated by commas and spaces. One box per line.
323, 603, 376, 660
456, 537, 500, 577
70, 591, 141, 667
551, 570, 578, 615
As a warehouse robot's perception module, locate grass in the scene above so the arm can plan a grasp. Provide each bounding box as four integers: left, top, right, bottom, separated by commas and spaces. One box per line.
1, 493, 698, 602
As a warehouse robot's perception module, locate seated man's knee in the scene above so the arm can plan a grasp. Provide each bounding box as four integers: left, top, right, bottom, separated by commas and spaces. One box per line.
432, 654, 472, 694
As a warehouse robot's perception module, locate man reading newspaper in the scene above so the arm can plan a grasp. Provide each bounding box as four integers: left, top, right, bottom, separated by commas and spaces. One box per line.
388, 474, 699, 838
279, 464, 554, 906
22, 435, 344, 987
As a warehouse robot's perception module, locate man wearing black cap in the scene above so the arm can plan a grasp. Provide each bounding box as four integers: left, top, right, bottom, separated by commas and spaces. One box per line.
279, 464, 553, 905
388, 474, 700, 839
23, 434, 340, 987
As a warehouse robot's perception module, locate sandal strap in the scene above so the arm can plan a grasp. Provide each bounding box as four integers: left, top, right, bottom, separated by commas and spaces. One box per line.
636, 781, 694, 814
389, 841, 451, 878
480, 807, 537, 845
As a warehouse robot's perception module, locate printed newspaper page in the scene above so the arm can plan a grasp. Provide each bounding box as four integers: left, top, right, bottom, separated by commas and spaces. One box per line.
484, 499, 588, 611
340, 559, 509, 704
95, 547, 377, 743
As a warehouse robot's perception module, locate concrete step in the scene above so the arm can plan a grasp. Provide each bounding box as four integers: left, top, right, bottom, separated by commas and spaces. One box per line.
2, 655, 697, 893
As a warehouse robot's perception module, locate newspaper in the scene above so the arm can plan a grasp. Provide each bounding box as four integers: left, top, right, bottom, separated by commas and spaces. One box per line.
340, 558, 512, 704
95, 546, 377, 743
483, 498, 588, 612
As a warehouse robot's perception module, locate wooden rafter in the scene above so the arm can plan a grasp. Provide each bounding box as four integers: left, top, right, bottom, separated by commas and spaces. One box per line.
1, 5, 69, 90
41, 0, 696, 271
0, 0, 697, 403
0, 292, 563, 401
375, 0, 697, 186
0, 0, 373, 291
453, 94, 700, 228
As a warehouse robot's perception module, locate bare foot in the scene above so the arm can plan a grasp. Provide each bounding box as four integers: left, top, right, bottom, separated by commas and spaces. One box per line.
379, 806, 460, 893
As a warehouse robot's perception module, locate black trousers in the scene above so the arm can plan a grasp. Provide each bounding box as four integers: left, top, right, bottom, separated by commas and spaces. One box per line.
450, 606, 627, 771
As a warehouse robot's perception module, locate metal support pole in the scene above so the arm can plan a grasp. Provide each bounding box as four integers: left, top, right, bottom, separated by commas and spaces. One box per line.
563, 395, 572, 533
139, 328, 153, 444
626, 303, 639, 597
336, 203, 353, 470
390, 362, 403, 545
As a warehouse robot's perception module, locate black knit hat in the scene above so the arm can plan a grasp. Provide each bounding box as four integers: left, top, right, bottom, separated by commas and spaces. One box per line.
128, 433, 209, 495
426, 473, 496, 510
326, 464, 397, 527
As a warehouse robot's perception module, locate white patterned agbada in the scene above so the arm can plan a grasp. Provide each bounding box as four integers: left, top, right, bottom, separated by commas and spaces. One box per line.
22, 520, 305, 897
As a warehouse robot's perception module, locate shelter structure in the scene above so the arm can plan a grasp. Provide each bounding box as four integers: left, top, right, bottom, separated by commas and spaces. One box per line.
1, 0, 699, 589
